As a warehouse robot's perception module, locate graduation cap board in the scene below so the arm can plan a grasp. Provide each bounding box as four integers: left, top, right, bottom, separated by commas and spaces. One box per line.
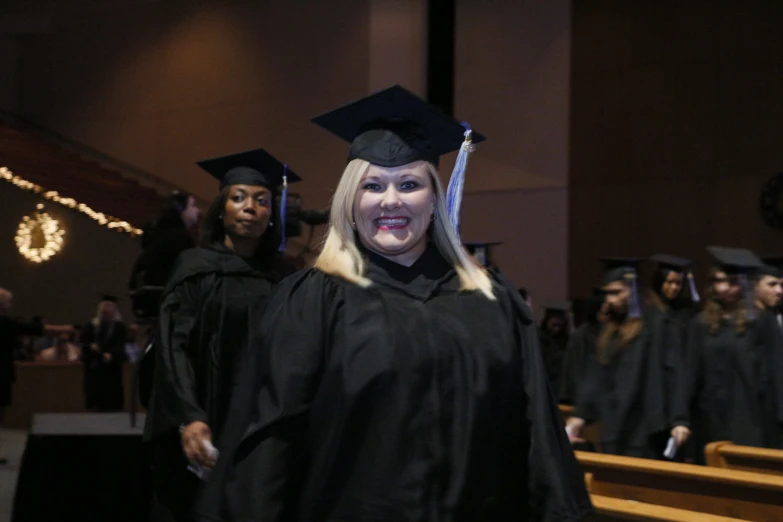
544, 301, 572, 314
759, 256, 783, 278
196, 149, 303, 251
599, 257, 643, 318
707, 246, 763, 318
312, 85, 486, 236
100, 294, 118, 303
464, 241, 502, 268
650, 253, 700, 303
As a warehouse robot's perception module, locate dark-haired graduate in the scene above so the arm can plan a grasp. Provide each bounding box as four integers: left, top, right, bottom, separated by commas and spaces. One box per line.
566, 258, 678, 459
196, 86, 591, 521
144, 149, 300, 522
671, 247, 783, 462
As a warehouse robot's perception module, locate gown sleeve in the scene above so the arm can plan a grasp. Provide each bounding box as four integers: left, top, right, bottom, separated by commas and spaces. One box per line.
152, 277, 208, 435
493, 275, 593, 521
671, 317, 704, 428
195, 269, 338, 522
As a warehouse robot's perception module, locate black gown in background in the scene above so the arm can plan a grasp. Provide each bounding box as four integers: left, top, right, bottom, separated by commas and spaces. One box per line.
538, 330, 568, 396
196, 245, 591, 522
573, 310, 675, 459
144, 243, 294, 522
81, 320, 127, 411
672, 312, 775, 464
559, 321, 599, 405
0, 317, 42, 407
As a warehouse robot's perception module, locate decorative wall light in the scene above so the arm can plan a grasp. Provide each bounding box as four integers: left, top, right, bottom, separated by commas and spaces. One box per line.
0, 166, 143, 236
16, 204, 66, 263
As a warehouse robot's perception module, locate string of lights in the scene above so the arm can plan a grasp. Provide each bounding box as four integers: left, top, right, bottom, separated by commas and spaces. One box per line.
0, 166, 143, 236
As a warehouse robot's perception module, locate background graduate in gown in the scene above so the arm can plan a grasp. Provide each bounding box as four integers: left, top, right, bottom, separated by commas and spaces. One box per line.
144, 149, 300, 522
196, 85, 591, 522
567, 258, 676, 459
671, 247, 777, 463
81, 294, 127, 412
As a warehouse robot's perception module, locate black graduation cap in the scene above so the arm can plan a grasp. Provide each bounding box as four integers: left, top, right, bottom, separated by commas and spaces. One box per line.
600, 258, 643, 285
650, 253, 700, 302
101, 294, 118, 303
544, 301, 572, 314
759, 256, 783, 278
649, 254, 692, 273
599, 258, 643, 318
196, 149, 302, 190
312, 85, 486, 168
464, 241, 502, 267
706, 246, 762, 274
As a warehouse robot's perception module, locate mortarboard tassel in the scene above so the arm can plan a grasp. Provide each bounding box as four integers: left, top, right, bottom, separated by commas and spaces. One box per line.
446, 123, 475, 240
278, 165, 288, 252
687, 271, 701, 303
625, 271, 642, 319
738, 272, 757, 321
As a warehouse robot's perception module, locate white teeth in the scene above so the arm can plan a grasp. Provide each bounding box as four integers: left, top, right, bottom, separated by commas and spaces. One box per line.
376, 218, 408, 225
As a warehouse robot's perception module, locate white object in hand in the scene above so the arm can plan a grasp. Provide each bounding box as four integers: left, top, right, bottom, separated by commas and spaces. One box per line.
186, 439, 220, 480
663, 436, 678, 459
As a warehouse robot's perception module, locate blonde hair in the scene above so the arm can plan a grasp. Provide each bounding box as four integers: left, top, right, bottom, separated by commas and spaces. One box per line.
314, 159, 495, 300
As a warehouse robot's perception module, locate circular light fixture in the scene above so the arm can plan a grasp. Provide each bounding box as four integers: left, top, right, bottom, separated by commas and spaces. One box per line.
16, 204, 66, 263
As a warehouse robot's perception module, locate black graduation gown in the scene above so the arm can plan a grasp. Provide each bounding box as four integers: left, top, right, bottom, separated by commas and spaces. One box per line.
81, 320, 127, 411
573, 311, 673, 459
144, 243, 293, 522
559, 322, 599, 405
538, 330, 568, 396
195, 246, 592, 522
0, 316, 42, 406
672, 312, 773, 464
757, 311, 783, 449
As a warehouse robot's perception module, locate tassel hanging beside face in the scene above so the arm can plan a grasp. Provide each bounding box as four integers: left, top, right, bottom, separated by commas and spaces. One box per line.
446, 123, 475, 241
278, 166, 288, 253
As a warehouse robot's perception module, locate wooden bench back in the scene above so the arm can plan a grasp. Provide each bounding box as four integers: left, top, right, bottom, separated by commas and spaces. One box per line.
576, 451, 783, 521
705, 441, 783, 476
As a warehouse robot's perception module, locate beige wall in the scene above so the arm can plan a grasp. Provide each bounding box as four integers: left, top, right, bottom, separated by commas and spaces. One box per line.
456, 0, 571, 314
9, 0, 572, 315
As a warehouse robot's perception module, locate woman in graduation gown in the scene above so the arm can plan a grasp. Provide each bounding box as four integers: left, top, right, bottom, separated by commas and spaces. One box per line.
671, 247, 780, 463
566, 259, 678, 459
538, 302, 571, 395
144, 149, 299, 522
196, 86, 591, 522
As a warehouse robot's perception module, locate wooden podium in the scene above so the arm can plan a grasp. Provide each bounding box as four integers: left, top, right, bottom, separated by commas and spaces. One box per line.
5, 361, 142, 429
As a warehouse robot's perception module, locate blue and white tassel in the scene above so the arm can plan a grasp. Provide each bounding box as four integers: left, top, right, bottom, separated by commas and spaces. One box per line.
446, 123, 475, 240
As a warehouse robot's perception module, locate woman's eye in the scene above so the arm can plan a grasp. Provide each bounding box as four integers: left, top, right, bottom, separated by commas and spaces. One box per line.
400, 181, 418, 190
363, 183, 382, 191
257, 198, 270, 207
232, 195, 244, 202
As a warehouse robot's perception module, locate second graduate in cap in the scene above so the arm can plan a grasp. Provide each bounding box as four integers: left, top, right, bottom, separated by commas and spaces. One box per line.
196, 86, 591, 521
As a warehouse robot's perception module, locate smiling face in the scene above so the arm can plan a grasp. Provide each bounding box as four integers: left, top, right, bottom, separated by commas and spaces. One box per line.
352, 161, 436, 266
661, 271, 684, 301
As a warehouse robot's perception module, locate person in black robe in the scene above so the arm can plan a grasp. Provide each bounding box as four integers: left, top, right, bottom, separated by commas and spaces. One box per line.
752, 257, 783, 449
81, 294, 128, 412
559, 289, 606, 405
671, 247, 781, 463
0, 288, 72, 463
567, 258, 676, 460
194, 86, 591, 522
538, 301, 571, 394
143, 149, 300, 522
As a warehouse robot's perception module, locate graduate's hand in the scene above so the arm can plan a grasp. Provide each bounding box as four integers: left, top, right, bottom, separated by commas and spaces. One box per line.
102, 352, 112, 362
565, 417, 585, 444
671, 425, 691, 446
181, 421, 214, 468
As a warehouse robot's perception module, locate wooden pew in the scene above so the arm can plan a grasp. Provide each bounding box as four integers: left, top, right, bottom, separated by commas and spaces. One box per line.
590, 495, 749, 521
559, 403, 601, 449
706, 441, 783, 476
577, 451, 783, 521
